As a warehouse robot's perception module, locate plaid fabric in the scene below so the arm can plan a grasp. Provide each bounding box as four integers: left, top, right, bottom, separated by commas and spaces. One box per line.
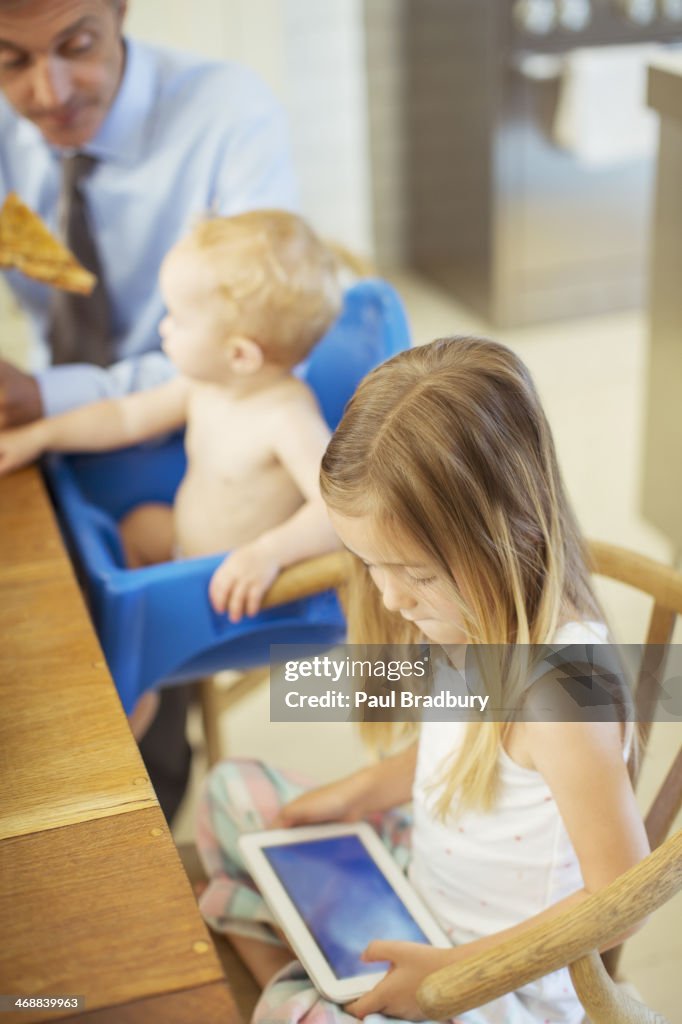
196, 759, 573, 1024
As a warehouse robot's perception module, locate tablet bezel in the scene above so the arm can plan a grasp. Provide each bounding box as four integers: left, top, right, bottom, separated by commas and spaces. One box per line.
239, 821, 451, 1003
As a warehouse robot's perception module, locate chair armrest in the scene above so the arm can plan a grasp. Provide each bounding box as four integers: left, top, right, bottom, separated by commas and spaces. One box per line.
417, 829, 682, 1020
587, 539, 682, 611
260, 552, 353, 609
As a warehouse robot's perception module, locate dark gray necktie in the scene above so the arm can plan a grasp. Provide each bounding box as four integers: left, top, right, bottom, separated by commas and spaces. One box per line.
48, 154, 111, 367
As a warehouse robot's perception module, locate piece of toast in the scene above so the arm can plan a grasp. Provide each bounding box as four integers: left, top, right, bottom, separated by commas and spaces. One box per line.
0, 192, 97, 295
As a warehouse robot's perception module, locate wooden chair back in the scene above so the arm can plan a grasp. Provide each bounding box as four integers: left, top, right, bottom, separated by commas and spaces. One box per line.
199, 552, 353, 765
588, 541, 682, 851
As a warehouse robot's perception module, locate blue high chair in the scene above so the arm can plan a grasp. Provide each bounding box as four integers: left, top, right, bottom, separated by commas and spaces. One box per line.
44, 280, 410, 721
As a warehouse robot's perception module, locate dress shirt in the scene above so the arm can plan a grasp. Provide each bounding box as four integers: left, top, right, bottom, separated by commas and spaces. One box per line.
0, 38, 298, 416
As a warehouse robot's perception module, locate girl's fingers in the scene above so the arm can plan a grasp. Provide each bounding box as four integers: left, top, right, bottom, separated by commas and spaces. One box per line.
361, 940, 396, 964
346, 991, 386, 1019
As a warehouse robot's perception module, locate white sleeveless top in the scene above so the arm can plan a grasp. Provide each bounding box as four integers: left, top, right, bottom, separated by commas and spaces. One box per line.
408, 622, 610, 1024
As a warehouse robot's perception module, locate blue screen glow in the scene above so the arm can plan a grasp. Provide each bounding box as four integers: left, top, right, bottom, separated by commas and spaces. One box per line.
264, 835, 430, 979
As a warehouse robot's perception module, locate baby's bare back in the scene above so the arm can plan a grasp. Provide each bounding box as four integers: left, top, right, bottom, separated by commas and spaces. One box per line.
173, 378, 313, 558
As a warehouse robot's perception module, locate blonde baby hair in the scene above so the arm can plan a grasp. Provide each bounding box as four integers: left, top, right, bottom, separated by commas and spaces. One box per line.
186, 209, 342, 367
320, 337, 602, 814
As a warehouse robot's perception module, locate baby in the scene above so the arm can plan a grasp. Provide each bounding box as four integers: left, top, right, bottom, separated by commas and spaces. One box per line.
0, 210, 343, 729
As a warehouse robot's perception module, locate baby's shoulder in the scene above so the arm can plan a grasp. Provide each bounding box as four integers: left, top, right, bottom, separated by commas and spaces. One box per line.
267, 375, 323, 420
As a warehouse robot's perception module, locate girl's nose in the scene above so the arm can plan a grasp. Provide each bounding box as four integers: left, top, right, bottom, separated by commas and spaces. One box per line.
378, 569, 416, 614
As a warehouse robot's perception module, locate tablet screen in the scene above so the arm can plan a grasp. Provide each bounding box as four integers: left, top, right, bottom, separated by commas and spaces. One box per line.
263, 834, 430, 979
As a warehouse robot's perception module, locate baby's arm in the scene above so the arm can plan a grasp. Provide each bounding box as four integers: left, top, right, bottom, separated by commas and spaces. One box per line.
209, 396, 339, 620
0, 378, 190, 476
348, 719, 650, 1021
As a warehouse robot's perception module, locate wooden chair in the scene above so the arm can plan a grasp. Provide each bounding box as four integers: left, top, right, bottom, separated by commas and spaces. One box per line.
417, 539, 682, 1024
199, 553, 352, 765
189, 542, 682, 1023
418, 831, 682, 1024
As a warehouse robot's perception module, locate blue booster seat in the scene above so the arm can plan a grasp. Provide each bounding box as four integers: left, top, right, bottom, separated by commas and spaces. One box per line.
44, 281, 410, 713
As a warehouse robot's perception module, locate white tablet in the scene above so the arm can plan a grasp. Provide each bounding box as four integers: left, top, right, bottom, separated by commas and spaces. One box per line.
239, 822, 450, 1003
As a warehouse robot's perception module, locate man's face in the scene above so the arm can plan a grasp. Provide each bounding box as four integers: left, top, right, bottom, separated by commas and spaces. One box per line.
0, 0, 126, 147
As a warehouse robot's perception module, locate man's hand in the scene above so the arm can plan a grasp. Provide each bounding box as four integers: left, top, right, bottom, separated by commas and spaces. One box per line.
0, 421, 48, 476
208, 539, 280, 622
0, 359, 42, 428
346, 941, 453, 1022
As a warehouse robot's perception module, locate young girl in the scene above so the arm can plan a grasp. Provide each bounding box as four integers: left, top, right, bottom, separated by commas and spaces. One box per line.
196, 337, 649, 1024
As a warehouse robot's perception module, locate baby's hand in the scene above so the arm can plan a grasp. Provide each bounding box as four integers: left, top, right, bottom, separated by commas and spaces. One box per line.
0, 423, 46, 476
208, 541, 280, 622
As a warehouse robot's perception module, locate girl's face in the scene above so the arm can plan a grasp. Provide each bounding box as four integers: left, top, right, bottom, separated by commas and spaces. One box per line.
328, 510, 468, 645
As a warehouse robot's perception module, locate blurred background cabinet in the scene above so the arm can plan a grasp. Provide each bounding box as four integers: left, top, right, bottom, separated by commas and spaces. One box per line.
5, 0, 682, 333
365, 0, 682, 325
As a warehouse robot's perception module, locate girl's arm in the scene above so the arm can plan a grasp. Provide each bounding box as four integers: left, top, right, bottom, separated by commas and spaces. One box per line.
349, 719, 649, 1020
523, 718, 650, 896
208, 396, 339, 620
274, 742, 419, 827
0, 377, 190, 475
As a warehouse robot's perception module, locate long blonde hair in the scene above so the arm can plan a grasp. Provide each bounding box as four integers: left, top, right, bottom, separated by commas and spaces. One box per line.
320, 337, 601, 812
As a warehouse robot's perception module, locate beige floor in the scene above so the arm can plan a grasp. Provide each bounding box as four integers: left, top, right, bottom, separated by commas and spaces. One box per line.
172, 273, 681, 1020
1, 275, 679, 1017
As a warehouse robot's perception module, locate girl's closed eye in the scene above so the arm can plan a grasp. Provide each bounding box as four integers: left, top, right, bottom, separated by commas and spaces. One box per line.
408, 574, 438, 587
364, 562, 436, 587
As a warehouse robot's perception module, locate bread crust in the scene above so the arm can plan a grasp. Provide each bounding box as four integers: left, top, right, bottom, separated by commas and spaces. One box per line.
0, 192, 97, 295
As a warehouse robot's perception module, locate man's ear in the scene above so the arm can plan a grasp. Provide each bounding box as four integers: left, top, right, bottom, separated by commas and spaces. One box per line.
226, 336, 265, 375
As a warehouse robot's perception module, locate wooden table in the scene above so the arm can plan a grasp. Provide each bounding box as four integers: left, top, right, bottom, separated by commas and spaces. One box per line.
0, 467, 240, 1024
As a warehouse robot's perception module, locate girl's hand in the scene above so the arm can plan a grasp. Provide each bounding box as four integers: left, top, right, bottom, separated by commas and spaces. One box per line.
0, 422, 47, 476
275, 745, 419, 828
346, 941, 453, 1021
208, 541, 280, 622
272, 772, 371, 828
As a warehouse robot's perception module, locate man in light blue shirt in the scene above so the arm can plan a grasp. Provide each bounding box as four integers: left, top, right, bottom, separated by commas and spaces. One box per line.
0, 0, 298, 425
0, 0, 298, 822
